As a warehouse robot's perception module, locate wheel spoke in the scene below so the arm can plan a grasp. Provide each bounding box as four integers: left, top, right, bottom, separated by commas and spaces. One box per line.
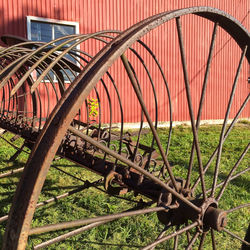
176, 17, 206, 199
0, 215, 8, 223
33, 221, 107, 250
174, 235, 179, 250
174, 226, 180, 250
136, 39, 173, 159
142, 222, 199, 250
29, 206, 169, 235
198, 232, 207, 250
185, 22, 218, 189
0, 167, 24, 178
197, 167, 250, 198
120, 54, 179, 191
211, 229, 217, 250
186, 229, 191, 243
216, 143, 249, 201
223, 228, 250, 246
158, 225, 171, 239
148, 225, 171, 250
0, 180, 102, 223
186, 231, 200, 250
226, 203, 250, 213
210, 45, 248, 197
1, 7, 249, 249
191, 93, 250, 192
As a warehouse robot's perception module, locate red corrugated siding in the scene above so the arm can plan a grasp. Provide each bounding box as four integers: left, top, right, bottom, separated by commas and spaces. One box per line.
0, 0, 249, 123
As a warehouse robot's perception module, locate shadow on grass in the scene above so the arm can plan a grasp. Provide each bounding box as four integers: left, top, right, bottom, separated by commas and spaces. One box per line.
0, 161, 25, 172
194, 165, 250, 199
42, 184, 87, 192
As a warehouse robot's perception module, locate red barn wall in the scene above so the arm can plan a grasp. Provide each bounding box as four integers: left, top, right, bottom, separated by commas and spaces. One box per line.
0, 0, 249, 124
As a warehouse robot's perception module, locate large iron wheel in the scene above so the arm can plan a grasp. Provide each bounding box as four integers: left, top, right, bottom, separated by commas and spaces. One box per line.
2, 7, 250, 249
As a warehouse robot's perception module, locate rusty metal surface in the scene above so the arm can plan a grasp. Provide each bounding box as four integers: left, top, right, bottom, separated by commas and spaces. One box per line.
0, 6, 249, 250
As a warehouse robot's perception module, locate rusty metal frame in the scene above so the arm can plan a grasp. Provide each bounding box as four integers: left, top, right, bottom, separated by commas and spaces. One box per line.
0, 6, 249, 250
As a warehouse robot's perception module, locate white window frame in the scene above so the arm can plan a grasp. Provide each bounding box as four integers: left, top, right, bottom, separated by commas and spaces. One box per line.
27, 16, 80, 83
27, 16, 79, 40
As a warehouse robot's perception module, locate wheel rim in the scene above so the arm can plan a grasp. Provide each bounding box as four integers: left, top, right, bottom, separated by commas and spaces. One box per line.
2, 7, 249, 249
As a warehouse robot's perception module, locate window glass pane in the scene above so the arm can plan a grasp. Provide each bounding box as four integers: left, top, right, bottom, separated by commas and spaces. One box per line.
36, 67, 55, 81
54, 24, 75, 38
60, 68, 75, 82
29, 19, 77, 82
54, 25, 77, 81
54, 24, 75, 47
31, 21, 52, 43
59, 52, 78, 82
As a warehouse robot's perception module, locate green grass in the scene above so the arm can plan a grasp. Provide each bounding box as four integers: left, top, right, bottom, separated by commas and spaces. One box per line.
0, 123, 249, 249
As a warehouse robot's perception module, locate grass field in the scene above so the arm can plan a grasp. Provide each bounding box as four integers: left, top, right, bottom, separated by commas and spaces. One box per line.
0, 122, 249, 249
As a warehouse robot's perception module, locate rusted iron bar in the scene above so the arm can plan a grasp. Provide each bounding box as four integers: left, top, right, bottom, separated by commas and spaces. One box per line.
185, 22, 218, 189
210, 45, 248, 197
196, 167, 250, 198
0, 179, 103, 223
33, 221, 108, 250
0, 7, 249, 250
176, 16, 206, 199
68, 126, 201, 212
216, 143, 250, 201
226, 203, 250, 213
142, 221, 199, 250
223, 228, 250, 246
191, 94, 250, 192
0, 167, 24, 178
186, 231, 200, 250
29, 206, 169, 235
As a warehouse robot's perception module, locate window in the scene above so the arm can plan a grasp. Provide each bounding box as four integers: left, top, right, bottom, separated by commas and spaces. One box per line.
27, 16, 79, 82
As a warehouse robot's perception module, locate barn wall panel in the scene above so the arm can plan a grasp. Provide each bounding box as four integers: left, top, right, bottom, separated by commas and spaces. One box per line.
0, 0, 249, 123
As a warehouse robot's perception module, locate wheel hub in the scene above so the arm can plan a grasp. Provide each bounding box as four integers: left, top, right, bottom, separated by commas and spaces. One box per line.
157, 181, 227, 232
203, 206, 227, 231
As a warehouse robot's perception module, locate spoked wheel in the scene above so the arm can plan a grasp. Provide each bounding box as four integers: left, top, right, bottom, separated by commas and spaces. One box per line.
0, 130, 31, 230
3, 7, 250, 249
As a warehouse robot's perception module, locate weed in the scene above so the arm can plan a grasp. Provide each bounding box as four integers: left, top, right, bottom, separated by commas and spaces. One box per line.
88, 98, 99, 118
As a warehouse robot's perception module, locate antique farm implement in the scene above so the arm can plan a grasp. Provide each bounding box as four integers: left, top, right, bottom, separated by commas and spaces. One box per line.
0, 7, 249, 249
